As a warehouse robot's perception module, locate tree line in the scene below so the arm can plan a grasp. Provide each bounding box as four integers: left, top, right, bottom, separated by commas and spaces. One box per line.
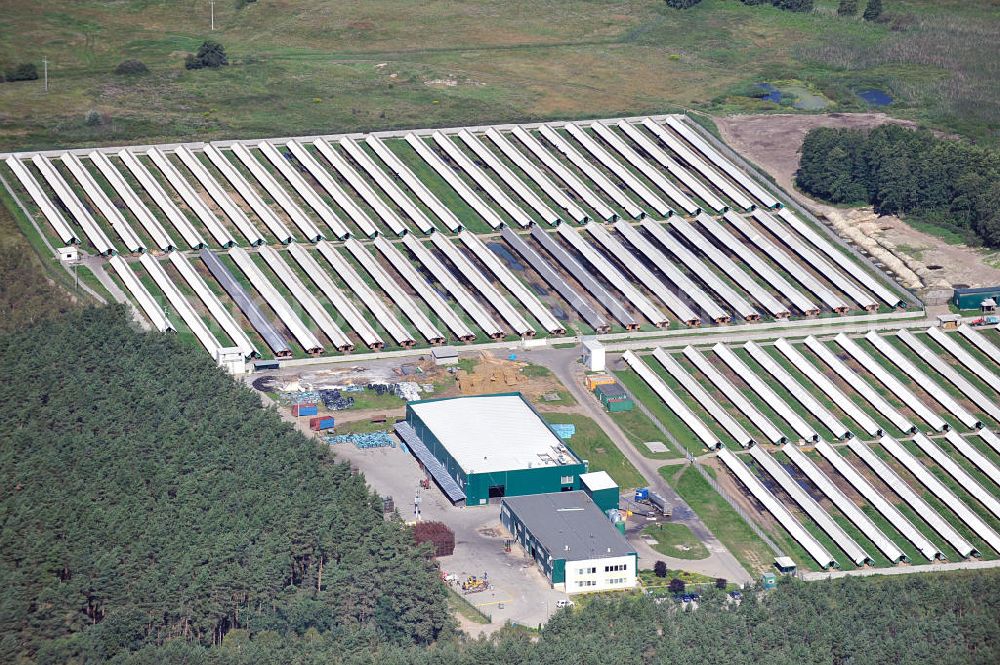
665, 0, 884, 18
796, 124, 1000, 246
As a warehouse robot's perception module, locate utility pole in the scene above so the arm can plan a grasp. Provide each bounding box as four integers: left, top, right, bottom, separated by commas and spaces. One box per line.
210, 1, 215, 31
43, 57, 48, 92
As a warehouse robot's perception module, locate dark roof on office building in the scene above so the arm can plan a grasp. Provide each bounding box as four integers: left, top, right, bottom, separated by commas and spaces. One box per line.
502, 491, 634, 561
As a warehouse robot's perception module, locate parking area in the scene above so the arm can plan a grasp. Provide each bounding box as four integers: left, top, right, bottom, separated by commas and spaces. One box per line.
328, 437, 571, 629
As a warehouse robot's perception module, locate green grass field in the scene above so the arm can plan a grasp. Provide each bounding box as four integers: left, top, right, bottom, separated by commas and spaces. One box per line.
543, 413, 646, 489
641, 522, 709, 561
0, 0, 995, 153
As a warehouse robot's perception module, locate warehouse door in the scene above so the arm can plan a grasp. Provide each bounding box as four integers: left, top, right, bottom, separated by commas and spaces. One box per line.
488, 484, 506, 499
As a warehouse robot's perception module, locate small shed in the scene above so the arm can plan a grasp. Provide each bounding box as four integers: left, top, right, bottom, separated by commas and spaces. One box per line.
774, 556, 797, 575
936, 313, 962, 330
982, 298, 997, 313
57, 246, 80, 262
431, 346, 459, 366
579, 471, 620, 514
761, 572, 777, 590
215, 346, 247, 375
953, 286, 1000, 310
582, 338, 605, 372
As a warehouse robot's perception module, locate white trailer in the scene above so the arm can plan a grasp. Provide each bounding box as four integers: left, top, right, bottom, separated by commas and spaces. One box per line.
372, 236, 473, 341
340, 137, 436, 234
617, 120, 727, 213
696, 214, 816, 315
641, 218, 757, 321
431, 131, 532, 227
834, 333, 949, 432
725, 211, 847, 313
366, 135, 461, 232
108, 255, 173, 331
717, 447, 837, 569
312, 139, 407, 236
59, 153, 145, 253
117, 149, 206, 249
651, 347, 754, 447
456, 129, 560, 225
850, 439, 976, 558
146, 147, 236, 248
784, 444, 905, 564
622, 350, 722, 450
619, 220, 725, 323
4, 156, 79, 245
89, 151, 175, 251
881, 435, 1000, 554
590, 121, 699, 215
281, 140, 376, 238
287, 243, 384, 350
683, 346, 786, 444
586, 222, 698, 325
456, 231, 564, 334
401, 233, 503, 339
139, 253, 220, 356
173, 146, 265, 247
484, 127, 587, 223
866, 331, 981, 430
750, 445, 872, 566
804, 335, 916, 435
713, 343, 817, 442
744, 340, 851, 440
816, 440, 940, 561
167, 250, 258, 358
662, 116, 779, 209
202, 144, 296, 244
564, 122, 673, 217
32, 155, 116, 255
773, 338, 882, 437
641, 117, 754, 210
558, 223, 668, 327
316, 240, 416, 347
537, 124, 640, 219
257, 245, 353, 352
228, 246, 324, 355
428, 233, 534, 336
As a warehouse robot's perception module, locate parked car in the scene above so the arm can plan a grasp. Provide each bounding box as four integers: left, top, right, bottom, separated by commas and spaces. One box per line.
728, 591, 743, 600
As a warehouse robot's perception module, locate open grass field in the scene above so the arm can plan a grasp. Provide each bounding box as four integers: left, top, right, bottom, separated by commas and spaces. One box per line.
542, 412, 646, 489
0, 0, 995, 153
641, 522, 710, 560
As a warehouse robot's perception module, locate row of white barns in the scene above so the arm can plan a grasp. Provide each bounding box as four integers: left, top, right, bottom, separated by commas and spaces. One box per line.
622, 327, 1000, 570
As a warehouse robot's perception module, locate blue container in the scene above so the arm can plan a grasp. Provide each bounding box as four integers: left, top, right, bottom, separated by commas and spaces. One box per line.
296, 404, 318, 416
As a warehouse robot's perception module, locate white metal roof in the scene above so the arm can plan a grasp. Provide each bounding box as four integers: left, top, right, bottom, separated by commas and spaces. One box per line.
409, 394, 577, 474
580, 470, 617, 492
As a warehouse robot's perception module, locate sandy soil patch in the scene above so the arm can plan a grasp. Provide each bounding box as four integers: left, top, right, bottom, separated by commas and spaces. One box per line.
714, 113, 1000, 295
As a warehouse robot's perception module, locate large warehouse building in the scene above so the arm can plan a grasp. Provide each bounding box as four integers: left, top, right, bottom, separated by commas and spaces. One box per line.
395, 392, 587, 506
501, 491, 637, 593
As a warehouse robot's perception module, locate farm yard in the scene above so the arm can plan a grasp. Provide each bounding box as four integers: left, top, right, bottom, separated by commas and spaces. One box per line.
1, 114, 912, 366
618, 324, 1000, 574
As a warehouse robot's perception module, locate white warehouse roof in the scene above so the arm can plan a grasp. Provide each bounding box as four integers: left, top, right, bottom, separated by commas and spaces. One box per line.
408, 393, 578, 475
580, 471, 617, 491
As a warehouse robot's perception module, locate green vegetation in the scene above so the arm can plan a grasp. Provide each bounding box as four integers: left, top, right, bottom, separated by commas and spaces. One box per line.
0, 307, 452, 661
0, 1, 997, 151
520, 363, 552, 378
611, 406, 681, 459
185, 40, 228, 70
543, 413, 646, 488
796, 124, 1000, 246
641, 522, 710, 560
445, 588, 491, 625
668, 465, 776, 574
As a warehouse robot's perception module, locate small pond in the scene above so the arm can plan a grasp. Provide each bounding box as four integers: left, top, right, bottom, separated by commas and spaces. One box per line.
857, 88, 893, 106
754, 82, 781, 103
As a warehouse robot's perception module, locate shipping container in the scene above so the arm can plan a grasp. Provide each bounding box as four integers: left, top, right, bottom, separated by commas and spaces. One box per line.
292, 403, 318, 416
585, 373, 616, 390
606, 398, 634, 413
310, 416, 335, 431
594, 382, 627, 400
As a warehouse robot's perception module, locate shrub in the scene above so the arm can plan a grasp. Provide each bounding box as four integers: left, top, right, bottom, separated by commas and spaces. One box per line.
84, 110, 102, 126
5, 62, 38, 82
114, 59, 148, 76
653, 560, 668, 578
837, 0, 859, 16
863, 0, 883, 21
185, 40, 228, 70
664, 0, 702, 8
668, 577, 686, 593
715, 578, 728, 589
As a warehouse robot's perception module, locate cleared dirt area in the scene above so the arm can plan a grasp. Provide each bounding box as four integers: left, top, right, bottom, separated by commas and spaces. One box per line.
715, 113, 1000, 296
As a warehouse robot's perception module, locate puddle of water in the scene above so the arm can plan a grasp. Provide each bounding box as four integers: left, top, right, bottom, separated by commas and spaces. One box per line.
487, 241, 525, 271
754, 82, 781, 103
857, 88, 892, 106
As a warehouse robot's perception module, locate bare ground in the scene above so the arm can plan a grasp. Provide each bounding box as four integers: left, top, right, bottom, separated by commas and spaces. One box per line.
714, 113, 1000, 296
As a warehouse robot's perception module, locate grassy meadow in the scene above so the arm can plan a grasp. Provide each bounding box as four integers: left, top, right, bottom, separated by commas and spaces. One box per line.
0, 0, 996, 152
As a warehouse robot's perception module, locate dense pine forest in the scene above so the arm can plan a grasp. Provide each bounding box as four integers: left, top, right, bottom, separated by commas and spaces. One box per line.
2, 307, 999, 663
795, 125, 1000, 246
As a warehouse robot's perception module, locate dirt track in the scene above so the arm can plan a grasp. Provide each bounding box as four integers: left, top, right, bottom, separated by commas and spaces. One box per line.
714, 113, 1000, 294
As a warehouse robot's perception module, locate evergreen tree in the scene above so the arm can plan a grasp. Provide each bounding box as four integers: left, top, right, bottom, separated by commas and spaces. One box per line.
863, 0, 883, 21
664, 0, 702, 7
837, 0, 859, 15
773, 0, 814, 11
185, 40, 228, 69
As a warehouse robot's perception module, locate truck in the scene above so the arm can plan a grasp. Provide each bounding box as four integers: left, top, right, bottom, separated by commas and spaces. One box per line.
971, 316, 1000, 327
649, 491, 672, 518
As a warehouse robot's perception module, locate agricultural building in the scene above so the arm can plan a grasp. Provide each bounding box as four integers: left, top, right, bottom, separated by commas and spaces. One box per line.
579, 471, 620, 513
954, 286, 1000, 310
398, 393, 587, 506
501, 491, 637, 593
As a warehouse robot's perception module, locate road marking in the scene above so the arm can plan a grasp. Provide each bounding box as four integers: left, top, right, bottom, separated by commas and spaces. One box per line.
473, 598, 514, 608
